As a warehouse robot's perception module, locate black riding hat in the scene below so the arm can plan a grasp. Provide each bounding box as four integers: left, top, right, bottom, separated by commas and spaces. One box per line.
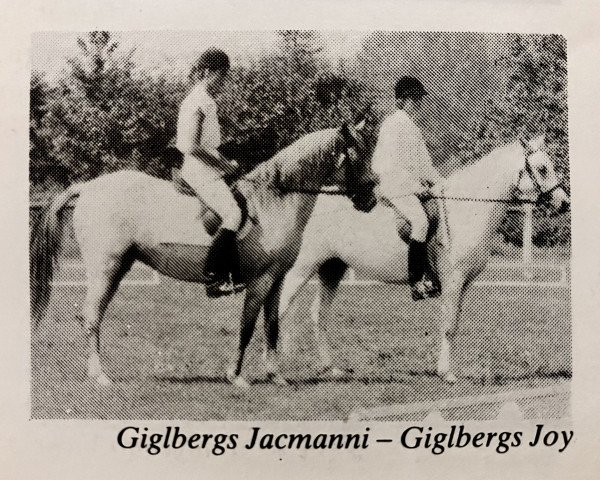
195, 48, 231, 72
395, 76, 428, 99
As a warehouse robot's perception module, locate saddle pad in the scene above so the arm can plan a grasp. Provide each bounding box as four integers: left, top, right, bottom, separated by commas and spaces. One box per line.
153, 205, 214, 246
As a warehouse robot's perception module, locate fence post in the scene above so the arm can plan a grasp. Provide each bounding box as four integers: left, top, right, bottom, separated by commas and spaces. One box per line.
347, 268, 356, 284
522, 203, 534, 279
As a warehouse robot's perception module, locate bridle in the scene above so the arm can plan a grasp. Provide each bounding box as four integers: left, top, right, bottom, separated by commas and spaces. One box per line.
519, 150, 564, 203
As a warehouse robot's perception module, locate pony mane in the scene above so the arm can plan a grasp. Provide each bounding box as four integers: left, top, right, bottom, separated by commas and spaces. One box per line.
242, 127, 341, 192
445, 140, 523, 197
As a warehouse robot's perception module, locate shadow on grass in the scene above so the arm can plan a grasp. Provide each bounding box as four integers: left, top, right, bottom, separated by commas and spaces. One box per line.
154, 369, 571, 387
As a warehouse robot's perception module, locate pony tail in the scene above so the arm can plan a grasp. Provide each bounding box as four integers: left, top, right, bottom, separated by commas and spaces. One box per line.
30, 184, 82, 328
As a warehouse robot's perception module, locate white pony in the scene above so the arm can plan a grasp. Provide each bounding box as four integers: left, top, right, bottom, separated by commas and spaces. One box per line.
276, 135, 569, 383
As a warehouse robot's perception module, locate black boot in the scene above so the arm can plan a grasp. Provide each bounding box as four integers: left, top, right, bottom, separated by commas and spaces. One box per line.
408, 240, 429, 301
204, 229, 237, 297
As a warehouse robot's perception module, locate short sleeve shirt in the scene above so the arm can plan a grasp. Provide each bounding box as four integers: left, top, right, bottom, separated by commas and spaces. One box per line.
176, 84, 221, 156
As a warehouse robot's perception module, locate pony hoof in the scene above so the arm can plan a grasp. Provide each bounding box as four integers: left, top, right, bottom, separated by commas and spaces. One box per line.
231, 376, 251, 390
440, 371, 457, 384
226, 368, 250, 390
267, 372, 289, 386
94, 373, 112, 387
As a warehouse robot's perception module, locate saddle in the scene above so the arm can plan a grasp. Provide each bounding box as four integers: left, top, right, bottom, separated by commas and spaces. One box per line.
171, 167, 249, 237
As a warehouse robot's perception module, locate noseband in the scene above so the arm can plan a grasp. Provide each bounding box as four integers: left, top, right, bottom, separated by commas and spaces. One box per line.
520, 152, 564, 202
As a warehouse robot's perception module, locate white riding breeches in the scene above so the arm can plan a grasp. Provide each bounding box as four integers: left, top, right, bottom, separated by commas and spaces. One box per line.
181, 155, 242, 231
386, 194, 429, 242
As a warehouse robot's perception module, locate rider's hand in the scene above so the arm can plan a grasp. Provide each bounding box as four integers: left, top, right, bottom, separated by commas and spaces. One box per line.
222, 158, 239, 177
413, 181, 429, 197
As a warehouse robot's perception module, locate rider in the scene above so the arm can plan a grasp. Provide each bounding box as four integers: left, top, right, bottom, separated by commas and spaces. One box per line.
371, 76, 443, 300
176, 48, 244, 297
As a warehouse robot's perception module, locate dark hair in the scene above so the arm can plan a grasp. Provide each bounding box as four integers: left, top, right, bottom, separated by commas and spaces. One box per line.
395, 76, 427, 100
191, 48, 230, 78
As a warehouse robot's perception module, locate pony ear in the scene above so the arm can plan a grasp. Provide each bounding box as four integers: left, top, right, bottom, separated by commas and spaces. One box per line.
340, 122, 354, 141
528, 134, 545, 152
519, 136, 533, 155
354, 102, 373, 127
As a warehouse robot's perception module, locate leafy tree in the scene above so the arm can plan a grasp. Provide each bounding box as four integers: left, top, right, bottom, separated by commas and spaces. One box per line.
472, 34, 568, 182
218, 30, 373, 153
29, 71, 52, 178
40, 31, 160, 179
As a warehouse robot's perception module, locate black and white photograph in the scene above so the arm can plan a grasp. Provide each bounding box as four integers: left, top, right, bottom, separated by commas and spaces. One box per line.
29, 30, 572, 421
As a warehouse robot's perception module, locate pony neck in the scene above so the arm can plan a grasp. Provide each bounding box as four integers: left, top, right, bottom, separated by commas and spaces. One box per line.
237, 128, 342, 252
242, 128, 340, 193
445, 141, 523, 201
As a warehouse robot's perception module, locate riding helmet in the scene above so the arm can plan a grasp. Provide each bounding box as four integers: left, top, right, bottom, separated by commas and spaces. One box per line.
395, 76, 428, 99
195, 48, 231, 72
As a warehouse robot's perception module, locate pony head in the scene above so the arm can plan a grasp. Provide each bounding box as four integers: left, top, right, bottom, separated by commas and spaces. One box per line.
337, 113, 378, 212
516, 134, 570, 213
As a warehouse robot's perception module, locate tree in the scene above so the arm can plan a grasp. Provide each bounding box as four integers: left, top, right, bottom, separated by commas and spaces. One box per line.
29, 72, 57, 183
218, 30, 373, 152
38, 31, 183, 180
484, 34, 568, 181
353, 32, 499, 167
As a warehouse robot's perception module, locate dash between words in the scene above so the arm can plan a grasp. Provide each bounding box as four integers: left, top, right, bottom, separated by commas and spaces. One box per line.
116, 425, 573, 456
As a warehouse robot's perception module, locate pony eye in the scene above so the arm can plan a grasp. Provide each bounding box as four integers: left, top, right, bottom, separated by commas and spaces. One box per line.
539, 165, 548, 176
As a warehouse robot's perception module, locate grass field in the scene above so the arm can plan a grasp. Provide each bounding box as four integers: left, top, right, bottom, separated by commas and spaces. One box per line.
31, 258, 571, 420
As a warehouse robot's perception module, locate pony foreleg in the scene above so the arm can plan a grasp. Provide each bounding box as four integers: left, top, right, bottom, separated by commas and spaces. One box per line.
278, 267, 314, 355
262, 278, 289, 386
227, 273, 275, 389
436, 271, 467, 384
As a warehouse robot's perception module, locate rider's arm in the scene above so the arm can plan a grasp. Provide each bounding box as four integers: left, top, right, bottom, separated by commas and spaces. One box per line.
414, 129, 443, 186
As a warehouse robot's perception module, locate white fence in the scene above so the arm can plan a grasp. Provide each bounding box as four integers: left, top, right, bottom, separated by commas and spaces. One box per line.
338, 203, 568, 288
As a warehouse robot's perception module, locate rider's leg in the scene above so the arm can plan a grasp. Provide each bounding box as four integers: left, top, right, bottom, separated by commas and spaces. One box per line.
388, 195, 430, 299
199, 181, 242, 281
181, 157, 243, 284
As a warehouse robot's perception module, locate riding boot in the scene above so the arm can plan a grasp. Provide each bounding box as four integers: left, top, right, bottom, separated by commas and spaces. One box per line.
408, 240, 429, 301
204, 228, 237, 297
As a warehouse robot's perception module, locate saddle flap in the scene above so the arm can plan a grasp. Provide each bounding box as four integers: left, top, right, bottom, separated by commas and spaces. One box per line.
381, 196, 439, 244
171, 168, 250, 236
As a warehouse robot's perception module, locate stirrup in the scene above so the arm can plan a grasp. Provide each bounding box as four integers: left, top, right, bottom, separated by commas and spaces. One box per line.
206, 279, 235, 298
410, 281, 431, 301
422, 275, 441, 298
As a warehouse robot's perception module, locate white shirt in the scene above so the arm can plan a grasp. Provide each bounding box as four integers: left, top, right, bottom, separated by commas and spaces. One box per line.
176, 83, 221, 157
371, 109, 439, 193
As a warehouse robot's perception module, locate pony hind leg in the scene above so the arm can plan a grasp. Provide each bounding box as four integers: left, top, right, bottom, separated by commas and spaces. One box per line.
312, 259, 347, 377
79, 249, 135, 386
